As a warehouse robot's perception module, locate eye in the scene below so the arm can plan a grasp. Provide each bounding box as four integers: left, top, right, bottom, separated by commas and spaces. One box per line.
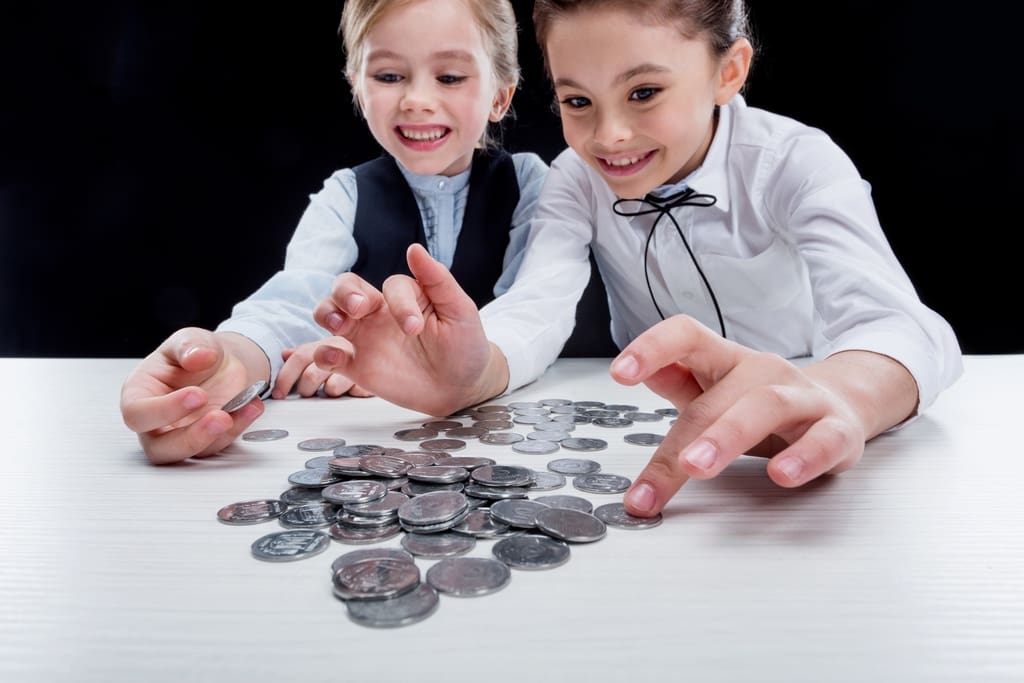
629, 87, 660, 102
559, 95, 591, 110
372, 73, 403, 84
437, 74, 467, 85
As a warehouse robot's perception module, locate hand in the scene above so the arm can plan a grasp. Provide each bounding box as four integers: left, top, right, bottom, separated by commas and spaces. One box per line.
611, 315, 916, 517
120, 328, 266, 464
312, 244, 509, 416
275, 342, 374, 399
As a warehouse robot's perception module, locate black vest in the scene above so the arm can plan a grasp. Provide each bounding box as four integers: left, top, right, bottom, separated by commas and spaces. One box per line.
351, 151, 519, 308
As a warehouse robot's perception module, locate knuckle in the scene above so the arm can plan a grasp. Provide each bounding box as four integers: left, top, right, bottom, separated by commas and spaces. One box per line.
679, 397, 718, 430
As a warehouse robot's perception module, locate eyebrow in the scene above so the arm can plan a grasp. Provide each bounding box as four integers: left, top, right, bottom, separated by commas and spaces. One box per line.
554, 63, 672, 90
366, 49, 477, 64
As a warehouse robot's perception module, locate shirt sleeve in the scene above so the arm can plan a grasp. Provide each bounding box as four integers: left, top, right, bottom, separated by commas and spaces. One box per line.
215, 169, 360, 385
763, 131, 963, 411
482, 150, 594, 393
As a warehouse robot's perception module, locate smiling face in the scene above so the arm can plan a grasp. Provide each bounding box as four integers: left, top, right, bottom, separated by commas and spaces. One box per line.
546, 5, 749, 199
350, 0, 514, 177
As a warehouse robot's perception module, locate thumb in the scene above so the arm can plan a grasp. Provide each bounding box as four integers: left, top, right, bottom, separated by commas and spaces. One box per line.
405, 243, 477, 315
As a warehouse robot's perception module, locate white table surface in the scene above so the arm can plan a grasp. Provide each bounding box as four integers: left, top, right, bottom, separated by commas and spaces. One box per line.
1, 356, 1022, 683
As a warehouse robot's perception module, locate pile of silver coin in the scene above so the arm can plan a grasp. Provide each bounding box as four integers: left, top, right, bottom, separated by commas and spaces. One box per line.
217, 395, 675, 628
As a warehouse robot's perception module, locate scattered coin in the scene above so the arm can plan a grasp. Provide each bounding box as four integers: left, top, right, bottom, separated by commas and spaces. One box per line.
547, 458, 601, 476
534, 507, 607, 543
251, 529, 330, 562
560, 437, 608, 452
297, 437, 346, 452
594, 503, 664, 530
217, 499, 287, 525
493, 534, 571, 571
511, 440, 559, 455
401, 531, 476, 558
345, 583, 440, 629
242, 428, 289, 442
480, 432, 525, 445
420, 438, 467, 452
426, 557, 511, 597
624, 433, 664, 446
572, 472, 632, 494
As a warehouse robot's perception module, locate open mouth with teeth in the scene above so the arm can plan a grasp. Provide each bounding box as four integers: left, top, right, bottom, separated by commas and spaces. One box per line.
396, 126, 451, 150
597, 150, 655, 176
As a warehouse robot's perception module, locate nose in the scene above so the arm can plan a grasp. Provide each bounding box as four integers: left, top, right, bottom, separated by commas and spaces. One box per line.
592, 108, 631, 147
400, 76, 437, 113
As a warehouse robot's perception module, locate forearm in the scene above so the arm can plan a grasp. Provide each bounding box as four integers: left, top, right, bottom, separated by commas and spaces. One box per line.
804, 350, 919, 439
215, 332, 272, 388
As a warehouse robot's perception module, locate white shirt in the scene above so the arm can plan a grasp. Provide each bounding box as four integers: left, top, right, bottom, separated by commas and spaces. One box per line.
217, 152, 548, 385
481, 96, 963, 410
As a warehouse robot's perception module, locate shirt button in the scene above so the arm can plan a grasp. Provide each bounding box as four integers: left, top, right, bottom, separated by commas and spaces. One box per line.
438, 180, 446, 190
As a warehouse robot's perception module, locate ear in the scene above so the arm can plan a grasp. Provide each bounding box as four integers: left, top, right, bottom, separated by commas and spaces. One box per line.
489, 85, 516, 122
714, 38, 753, 106
346, 70, 366, 115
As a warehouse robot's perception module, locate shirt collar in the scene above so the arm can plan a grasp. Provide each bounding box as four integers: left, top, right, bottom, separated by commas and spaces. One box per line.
398, 162, 472, 196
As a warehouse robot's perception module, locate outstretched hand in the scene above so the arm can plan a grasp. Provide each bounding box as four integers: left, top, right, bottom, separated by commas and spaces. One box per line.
313, 244, 509, 417
611, 315, 909, 517
120, 328, 264, 464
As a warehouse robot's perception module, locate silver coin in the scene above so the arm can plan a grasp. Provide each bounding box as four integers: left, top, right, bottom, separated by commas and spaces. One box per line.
489, 499, 548, 528
584, 409, 620, 419
221, 380, 267, 413
511, 439, 559, 455
426, 557, 511, 597
407, 465, 470, 484
393, 451, 441, 466
287, 468, 341, 488
297, 437, 347, 452
400, 507, 471, 534
343, 491, 410, 517
549, 405, 583, 414
345, 583, 440, 629
393, 428, 438, 442
251, 529, 330, 562
560, 437, 608, 452
422, 420, 462, 430
432, 456, 495, 470
401, 531, 476, 558
445, 426, 487, 439
573, 472, 632, 494
507, 401, 543, 410
450, 508, 510, 538
331, 547, 415, 574
534, 421, 574, 432
474, 404, 510, 413
603, 404, 639, 412
572, 400, 605, 408
493, 534, 571, 570
474, 419, 515, 431
512, 406, 549, 416
360, 455, 413, 478
471, 464, 536, 487
241, 428, 289, 442
327, 456, 367, 476
528, 430, 570, 442
401, 480, 465, 496
471, 410, 510, 421
335, 510, 399, 528
479, 432, 525, 445
278, 502, 339, 529
624, 432, 665, 446
512, 414, 549, 425
216, 499, 286, 525
333, 444, 386, 457
398, 490, 469, 526
539, 398, 573, 406
420, 438, 466, 452
528, 470, 566, 491
304, 455, 334, 470
462, 483, 530, 500
328, 521, 402, 544
535, 507, 607, 543
592, 417, 633, 428
533, 494, 594, 514
594, 502, 664, 529
623, 411, 663, 422
655, 407, 680, 417
279, 487, 324, 506
547, 458, 601, 476
332, 557, 420, 601
321, 480, 388, 505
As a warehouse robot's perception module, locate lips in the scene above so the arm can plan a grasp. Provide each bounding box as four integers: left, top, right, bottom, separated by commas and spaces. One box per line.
596, 150, 655, 176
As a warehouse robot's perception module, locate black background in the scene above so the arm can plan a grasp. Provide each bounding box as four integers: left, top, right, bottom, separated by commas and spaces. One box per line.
3, 1, 1021, 358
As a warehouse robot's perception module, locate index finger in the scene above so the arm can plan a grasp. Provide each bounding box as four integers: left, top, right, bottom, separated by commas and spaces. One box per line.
610, 315, 745, 386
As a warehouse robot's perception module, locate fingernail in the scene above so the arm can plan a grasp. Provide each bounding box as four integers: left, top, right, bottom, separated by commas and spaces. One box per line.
182, 390, 204, 411
775, 456, 804, 483
322, 348, 340, 365
611, 354, 639, 380
682, 440, 717, 471
325, 312, 343, 332
401, 316, 419, 335
625, 482, 656, 515
345, 293, 365, 314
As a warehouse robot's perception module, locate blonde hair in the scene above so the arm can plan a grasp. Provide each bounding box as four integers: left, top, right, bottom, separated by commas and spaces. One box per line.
340, 0, 521, 147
